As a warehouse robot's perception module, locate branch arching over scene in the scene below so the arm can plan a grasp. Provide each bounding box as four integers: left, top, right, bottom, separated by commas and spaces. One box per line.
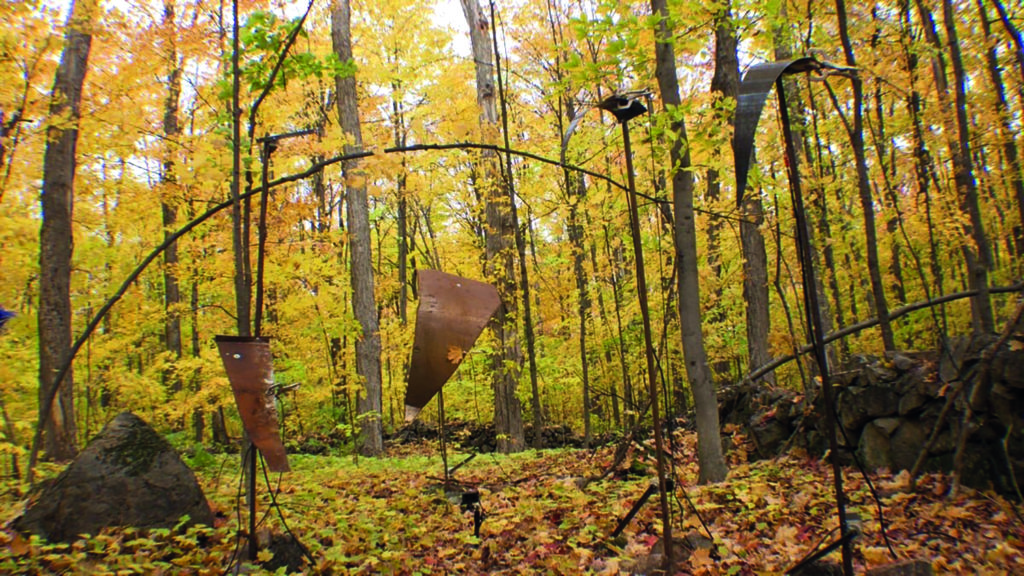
25, 141, 630, 479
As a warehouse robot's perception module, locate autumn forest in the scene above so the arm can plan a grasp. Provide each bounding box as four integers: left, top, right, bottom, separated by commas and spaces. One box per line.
1, 0, 1023, 573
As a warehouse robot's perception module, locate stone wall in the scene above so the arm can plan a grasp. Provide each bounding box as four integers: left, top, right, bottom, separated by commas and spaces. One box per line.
719, 335, 1024, 495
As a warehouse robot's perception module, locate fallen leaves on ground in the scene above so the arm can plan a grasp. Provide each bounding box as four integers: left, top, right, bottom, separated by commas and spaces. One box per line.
0, 428, 1021, 574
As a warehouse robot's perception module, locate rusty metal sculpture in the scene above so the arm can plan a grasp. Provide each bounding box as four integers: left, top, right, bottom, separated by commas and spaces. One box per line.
215, 335, 290, 472
404, 270, 501, 422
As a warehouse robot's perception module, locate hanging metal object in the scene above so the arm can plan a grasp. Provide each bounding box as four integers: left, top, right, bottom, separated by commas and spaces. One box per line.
404, 270, 501, 421
596, 92, 648, 123
733, 57, 857, 205
215, 335, 290, 472
733, 57, 858, 576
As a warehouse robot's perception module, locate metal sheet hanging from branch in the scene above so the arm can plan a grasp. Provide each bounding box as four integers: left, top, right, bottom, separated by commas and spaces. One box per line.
404, 270, 501, 422
733, 57, 858, 205
215, 335, 290, 472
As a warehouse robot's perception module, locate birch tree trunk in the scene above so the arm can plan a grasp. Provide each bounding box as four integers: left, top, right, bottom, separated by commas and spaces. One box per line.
332, 0, 384, 455
38, 0, 97, 461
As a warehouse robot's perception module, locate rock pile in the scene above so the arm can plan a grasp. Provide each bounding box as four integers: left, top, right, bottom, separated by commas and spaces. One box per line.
720, 334, 1024, 494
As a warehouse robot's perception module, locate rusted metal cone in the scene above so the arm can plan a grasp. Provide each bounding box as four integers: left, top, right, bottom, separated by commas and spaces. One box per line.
215, 336, 290, 472
405, 270, 500, 421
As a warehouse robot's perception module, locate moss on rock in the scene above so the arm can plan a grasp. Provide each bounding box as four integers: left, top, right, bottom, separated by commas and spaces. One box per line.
102, 415, 171, 477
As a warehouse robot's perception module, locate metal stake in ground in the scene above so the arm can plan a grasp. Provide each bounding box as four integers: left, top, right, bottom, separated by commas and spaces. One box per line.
597, 93, 675, 570
734, 57, 856, 576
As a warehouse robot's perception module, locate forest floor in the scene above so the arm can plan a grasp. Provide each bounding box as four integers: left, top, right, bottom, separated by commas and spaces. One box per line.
0, 427, 1021, 574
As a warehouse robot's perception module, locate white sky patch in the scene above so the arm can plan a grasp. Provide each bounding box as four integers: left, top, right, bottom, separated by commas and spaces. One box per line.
431, 0, 471, 57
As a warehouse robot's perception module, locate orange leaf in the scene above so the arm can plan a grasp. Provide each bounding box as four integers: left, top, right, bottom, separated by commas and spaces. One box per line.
9, 534, 30, 556
447, 345, 464, 364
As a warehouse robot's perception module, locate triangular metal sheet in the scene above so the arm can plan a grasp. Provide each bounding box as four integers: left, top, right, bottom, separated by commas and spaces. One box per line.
404, 270, 501, 421
734, 57, 823, 206
215, 336, 290, 472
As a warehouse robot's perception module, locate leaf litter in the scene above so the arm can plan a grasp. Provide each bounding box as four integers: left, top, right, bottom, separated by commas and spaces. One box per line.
0, 427, 1020, 574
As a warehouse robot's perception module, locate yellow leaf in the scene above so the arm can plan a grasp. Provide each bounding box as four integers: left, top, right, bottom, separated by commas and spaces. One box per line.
257, 549, 274, 563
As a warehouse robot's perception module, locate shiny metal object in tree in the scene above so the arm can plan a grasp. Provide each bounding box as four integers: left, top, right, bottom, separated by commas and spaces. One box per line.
215, 335, 290, 472
404, 270, 501, 421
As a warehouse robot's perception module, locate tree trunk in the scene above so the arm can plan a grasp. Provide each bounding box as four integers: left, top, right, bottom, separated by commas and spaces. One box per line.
915, 0, 995, 334
588, 218, 620, 427
869, 14, 908, 306
229, 0, 250, 338
191, 273, 204, 443
489, 11, 543, 449
942, 0, 994, 334
741, 190, 773, 383
161, 0, 183, 396
899, 0, 947, 333
569, 171, 591, 448
332, 0, 384, 455
390, 85, 411, 324
978, 0, 1024, 267
704, 2, 740, 378
560, 93, 591, 447
835, 0, 895, 352
604, 225, 634, 428
651, 0, 727, 484
38, 0, 96, 461
460, 0, 524, 453
771, 1, 839, 369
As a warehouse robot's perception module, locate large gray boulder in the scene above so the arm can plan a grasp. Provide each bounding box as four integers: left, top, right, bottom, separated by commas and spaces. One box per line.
15, 412, 214, 542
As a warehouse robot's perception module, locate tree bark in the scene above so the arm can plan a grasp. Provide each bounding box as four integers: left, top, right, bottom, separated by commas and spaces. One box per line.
771, 1, 839, 369
651, 0, 727, 484
161, 0, 183, 396
978, 0, 1024, 266
899, 0, 947, 330
942, 0, 994, 334
38, 0, 96, 461
604, 225, 634, 428
704, 3, 740, 378
915, 0, 995, 334
460, 0, 524, 453
559, 84, 589, 447
488, 7, 542, 449
332, 0, 384, 455
741, 190, 773, 384
835, 0, 895, 352
869, 12, 907, 306
229, 0, 250, 337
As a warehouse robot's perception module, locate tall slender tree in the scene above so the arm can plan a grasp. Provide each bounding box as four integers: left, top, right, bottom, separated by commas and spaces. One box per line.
914, 0, 994, 334
650, 0, 727, 484
460, 0, 524, 453
977, 0, 1024, 267
332, 0, 384, 455
38, 0, 97, 461
161, 0, 184, 396
835, 0, 895, 352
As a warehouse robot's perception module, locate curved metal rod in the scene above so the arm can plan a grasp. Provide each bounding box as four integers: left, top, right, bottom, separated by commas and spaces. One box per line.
25, 142, 626, 479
